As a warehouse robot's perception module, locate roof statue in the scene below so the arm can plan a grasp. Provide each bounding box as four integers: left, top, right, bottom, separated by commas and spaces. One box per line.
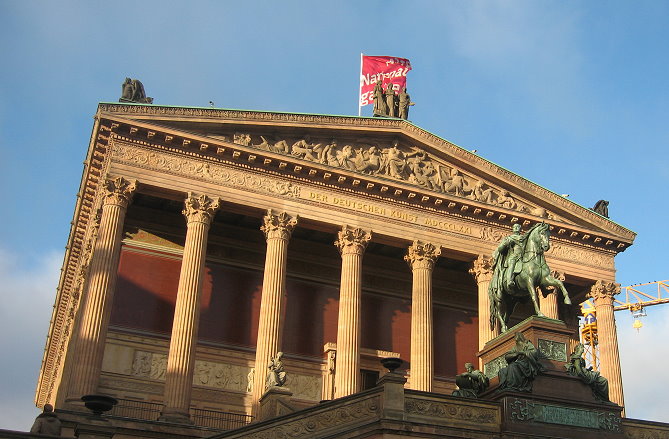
119, 78, 153, 104
489, 223, 572, 333
592, 199, 610, 218
372, 83, 414, 120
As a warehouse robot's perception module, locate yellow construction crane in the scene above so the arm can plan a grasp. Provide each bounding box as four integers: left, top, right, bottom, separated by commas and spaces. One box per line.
580, 280, 669, 370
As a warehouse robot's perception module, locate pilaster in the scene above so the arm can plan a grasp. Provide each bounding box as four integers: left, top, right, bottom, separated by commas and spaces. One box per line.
405, 241, 441, 392
333, 226, 371, 398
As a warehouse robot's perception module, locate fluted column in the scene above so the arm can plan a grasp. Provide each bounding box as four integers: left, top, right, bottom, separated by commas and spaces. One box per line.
70, 176, 136, 399
405, 241, 440, 392
161, 193, 220, 423
540, 270, 564, 320
469, 255, 497, 351
333, 226, 371, 398
588, 280, 624, 412
251, 210, 297, 415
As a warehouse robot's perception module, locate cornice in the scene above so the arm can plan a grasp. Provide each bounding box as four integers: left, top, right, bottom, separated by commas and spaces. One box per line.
97, 103, 635, 242
104, 116, 632, 253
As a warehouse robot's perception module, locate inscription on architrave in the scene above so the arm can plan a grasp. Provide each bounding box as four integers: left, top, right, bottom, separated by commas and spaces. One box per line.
509, 398, 621, 431
537, 339, 567, 362
483, 354, 507, 379
304, 190, 476, 236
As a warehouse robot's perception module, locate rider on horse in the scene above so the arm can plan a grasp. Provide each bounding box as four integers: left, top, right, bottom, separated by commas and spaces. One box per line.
492, 223, 526, 290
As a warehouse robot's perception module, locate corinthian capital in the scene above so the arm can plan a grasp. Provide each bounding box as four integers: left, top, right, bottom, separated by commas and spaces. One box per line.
261, 210, 298, 241
469, 254, 494, 283
588, 280, 621, 304
405, 241, 441, 271
182, 193, 220, 225
102, 176, 137, 208
334, 226, 371, 256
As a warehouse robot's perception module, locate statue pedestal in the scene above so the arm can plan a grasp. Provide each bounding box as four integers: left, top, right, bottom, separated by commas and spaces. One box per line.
477, 316, 624, 438
258, 386, 294, 421
478, 315, 575, 378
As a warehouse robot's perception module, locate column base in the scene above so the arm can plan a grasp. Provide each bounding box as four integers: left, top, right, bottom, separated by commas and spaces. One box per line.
158, 407, 193, 425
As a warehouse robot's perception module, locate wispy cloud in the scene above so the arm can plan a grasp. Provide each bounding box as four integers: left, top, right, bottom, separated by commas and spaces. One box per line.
0, 248, 62, 431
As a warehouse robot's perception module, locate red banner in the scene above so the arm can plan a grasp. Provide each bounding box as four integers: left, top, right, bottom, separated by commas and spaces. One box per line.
359, 55, 412, 106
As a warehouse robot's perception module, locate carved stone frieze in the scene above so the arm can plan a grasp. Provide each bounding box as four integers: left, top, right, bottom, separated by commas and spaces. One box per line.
469, 254, 494, 283
405, 397, 497, 425
404, 241, 441, 271
624, 424, 669, 439
183, 193, 220, 225
588, 280, 621, 303
237, 396, 380, 439
547, 243, 614, 269
261, 210, 298, 241
334, 226, 371, 256
111, 142, 301, 198
128, 350, 320, 398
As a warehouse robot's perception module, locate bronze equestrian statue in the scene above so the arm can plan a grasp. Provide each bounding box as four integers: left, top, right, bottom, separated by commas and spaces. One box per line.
489, 223, 572, 332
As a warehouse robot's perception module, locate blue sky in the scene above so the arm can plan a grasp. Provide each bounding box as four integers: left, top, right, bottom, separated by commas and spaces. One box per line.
1, 1, 667, 430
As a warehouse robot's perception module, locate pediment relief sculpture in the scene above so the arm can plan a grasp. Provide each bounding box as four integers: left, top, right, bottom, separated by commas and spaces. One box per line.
225, 132, 559, 220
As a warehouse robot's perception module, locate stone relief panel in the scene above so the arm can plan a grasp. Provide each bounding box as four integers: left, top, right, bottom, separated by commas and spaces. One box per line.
226, 133, 554, 218
405, 398, 498, 426
129, 350, 321, 400
537, 339, 567, 362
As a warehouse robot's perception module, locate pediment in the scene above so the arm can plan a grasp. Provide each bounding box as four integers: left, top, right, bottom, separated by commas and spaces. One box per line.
97, 103, 635, 251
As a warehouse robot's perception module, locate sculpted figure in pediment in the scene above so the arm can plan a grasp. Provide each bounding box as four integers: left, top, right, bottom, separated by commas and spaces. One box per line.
382, 142, 407, 179
353, 146, 384, 174
291, 136, 322, 162
497, 190, 517, 209
469, 180, 495, 204
234, 133, 251, 146
406, 152, 442, 192
444, 169, 470, 197
254, 136, 290, 154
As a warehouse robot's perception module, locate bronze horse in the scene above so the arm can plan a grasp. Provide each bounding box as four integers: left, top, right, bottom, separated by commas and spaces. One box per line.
489, 223, 572, 332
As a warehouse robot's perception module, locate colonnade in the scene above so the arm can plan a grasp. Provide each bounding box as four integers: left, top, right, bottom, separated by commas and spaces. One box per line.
68, 175, 625, 420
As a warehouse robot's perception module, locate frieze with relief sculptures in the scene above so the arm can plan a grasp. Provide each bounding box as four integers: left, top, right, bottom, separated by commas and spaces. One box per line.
220, 132, 558, 219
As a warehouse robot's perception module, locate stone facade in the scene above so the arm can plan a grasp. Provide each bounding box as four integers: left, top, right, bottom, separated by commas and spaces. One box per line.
35, 104, 640, 437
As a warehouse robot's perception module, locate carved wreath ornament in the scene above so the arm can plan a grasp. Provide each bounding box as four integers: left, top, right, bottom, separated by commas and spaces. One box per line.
231, 133, 550, 218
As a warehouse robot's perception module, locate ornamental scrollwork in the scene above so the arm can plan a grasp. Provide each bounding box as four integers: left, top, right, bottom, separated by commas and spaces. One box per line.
404, 398, 497, 425
112, 143, 301, 199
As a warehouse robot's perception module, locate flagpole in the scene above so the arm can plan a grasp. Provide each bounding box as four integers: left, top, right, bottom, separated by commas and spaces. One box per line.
358, 53, 363, 117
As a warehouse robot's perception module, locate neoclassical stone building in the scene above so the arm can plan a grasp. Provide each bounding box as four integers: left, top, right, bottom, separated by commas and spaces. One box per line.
36, 103, 639, 435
